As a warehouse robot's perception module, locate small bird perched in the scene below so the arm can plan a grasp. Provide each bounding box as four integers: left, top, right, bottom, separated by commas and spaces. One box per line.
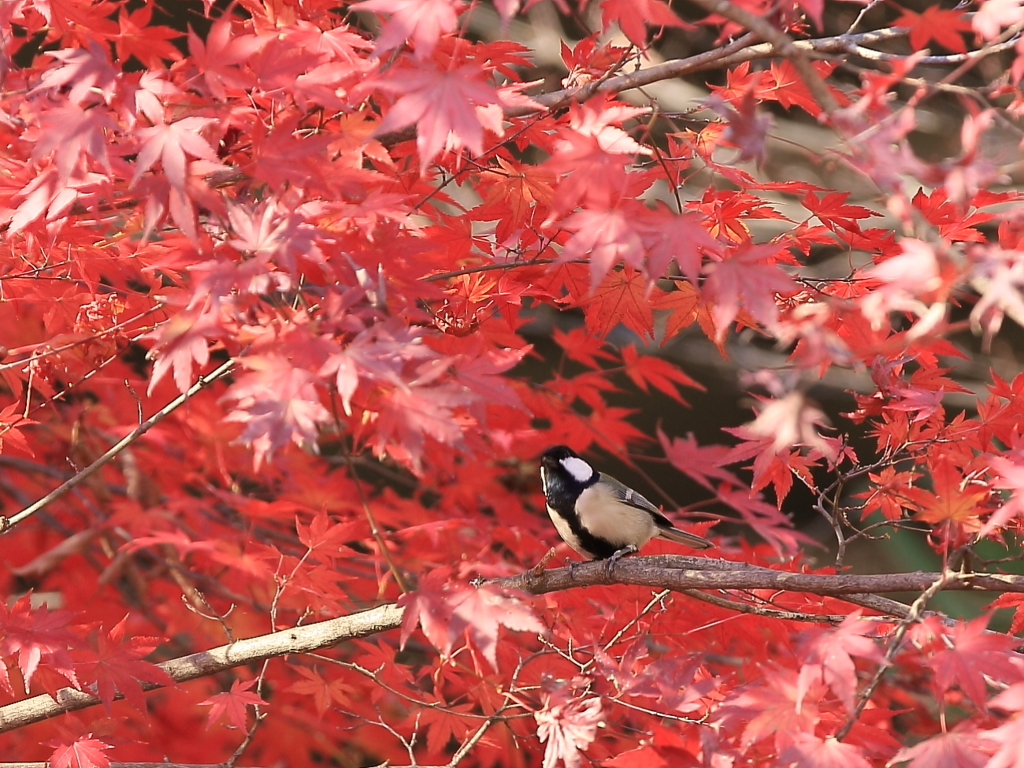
539, 445, 712, 564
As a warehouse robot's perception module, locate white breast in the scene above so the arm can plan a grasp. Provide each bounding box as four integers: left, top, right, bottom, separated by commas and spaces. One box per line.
546, 505, 587, 556
576, 482, 658, 549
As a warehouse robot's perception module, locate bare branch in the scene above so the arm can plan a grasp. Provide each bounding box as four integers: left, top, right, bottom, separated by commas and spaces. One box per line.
0, 602, 404, 733
491, 555, 1024, 597
4, 556, 1018, 733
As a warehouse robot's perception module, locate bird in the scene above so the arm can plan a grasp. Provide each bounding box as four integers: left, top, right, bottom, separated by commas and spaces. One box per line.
539, 445, 712, 565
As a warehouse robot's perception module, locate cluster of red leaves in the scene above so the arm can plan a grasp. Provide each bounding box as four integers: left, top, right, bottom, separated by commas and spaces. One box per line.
2, 0, 1024, 767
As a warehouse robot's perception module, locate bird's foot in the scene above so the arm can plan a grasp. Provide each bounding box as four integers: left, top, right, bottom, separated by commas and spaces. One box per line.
605, 545, 638, 577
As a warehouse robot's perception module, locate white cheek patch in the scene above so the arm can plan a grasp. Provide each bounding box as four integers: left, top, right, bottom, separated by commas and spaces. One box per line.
560, 456, 594, 483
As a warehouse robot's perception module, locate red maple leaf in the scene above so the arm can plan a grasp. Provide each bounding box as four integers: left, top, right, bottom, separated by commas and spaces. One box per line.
714, 665, 822, 749
417, 698, 475, 755
620, 344, 701, 403
854, 466, 919, 522
0, 402, 37, 457
895, 6, 971, 54
904, 454, 988, 535
801, 191, 878, 234
113, 3, 183, 67
285, 666, 357, 718
46, 735, 113, 768
544, 100, 652, 216
200, 678, 268, 730
599, 0, 689, 48
75, 616, 173, 714
985, 593, 1024, 635
583, 266, 659, 341
0, 594, 82, 694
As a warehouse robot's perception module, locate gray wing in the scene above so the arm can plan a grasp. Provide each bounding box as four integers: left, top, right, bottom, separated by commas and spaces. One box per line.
599, 472, 713, 550
598, 473, 673, 524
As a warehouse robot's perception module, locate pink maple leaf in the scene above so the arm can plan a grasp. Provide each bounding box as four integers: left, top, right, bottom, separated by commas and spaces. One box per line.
534, 680, 603, 768
637, 205, 718, 282
981, 451, 1024, 536
703, 241, 795, 341
925, 616, 1024, 709
46, 735, 113, 768
187, 14, 264, 100
891, 729, 993, 768
779, 733, 873, 768
131, 116, 219, 192
357, 0, 464, 58
34, 41, 118, 105
799, 613, 883, 712
659, 428, 741, 492
448, 585, 545, 669
375, 61, 505, 172
973, 0, 1024, 40
144, 301, 220, 395
984, 683, 1024, 768
31, 101, 116, 181
559, 205, 645, 289
224, 354, 332, 469
399, 572, 544, 669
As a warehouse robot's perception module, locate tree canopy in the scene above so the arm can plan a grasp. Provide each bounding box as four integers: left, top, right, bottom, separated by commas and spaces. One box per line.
2, 1, 1024, 767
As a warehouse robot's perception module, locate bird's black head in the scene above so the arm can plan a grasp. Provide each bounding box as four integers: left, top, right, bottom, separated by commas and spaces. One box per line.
540, 445, 596, 491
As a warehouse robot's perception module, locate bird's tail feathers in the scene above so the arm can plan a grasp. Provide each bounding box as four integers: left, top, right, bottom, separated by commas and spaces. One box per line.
657, 526, 712, 550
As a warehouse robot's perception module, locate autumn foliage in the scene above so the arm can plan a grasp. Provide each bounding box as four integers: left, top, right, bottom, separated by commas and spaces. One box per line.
4, 0, 1024, 766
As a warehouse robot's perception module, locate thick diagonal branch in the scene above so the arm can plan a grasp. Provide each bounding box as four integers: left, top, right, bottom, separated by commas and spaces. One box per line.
3, 557, 1022, 733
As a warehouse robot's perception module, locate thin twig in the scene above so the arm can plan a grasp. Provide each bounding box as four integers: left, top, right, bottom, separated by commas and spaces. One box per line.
0, 359, 235, 534
835, 570, 956, 741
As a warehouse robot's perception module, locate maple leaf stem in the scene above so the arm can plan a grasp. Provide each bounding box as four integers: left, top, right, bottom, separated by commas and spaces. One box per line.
0, 359, 234, 535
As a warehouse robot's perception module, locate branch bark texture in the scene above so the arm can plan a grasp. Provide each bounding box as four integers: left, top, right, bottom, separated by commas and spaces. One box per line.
3, 556, 1021, 733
